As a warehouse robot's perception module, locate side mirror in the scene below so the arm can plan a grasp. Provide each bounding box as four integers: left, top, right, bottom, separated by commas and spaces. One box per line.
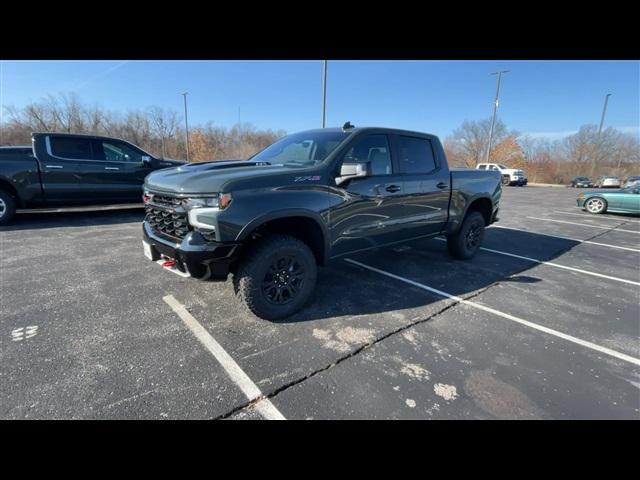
141, 155, 152, 166
336, 162, 369, 185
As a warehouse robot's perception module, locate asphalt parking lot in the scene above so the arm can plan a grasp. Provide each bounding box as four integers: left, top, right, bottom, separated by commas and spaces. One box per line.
1, 186, 639, 419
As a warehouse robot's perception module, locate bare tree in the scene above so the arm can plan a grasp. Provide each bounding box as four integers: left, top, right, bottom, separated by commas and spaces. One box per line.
445, 118, 512, 168
148, 107, 180, 158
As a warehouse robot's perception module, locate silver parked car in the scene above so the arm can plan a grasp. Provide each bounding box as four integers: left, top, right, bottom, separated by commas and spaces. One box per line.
623, 176, 640, 188
595, 176, 621, 188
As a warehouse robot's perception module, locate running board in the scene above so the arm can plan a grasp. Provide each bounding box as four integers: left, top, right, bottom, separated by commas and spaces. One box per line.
17, 203, 144, 214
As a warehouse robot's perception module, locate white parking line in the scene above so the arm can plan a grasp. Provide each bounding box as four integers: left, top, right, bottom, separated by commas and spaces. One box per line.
526, 217, 640, 233
527, 217, 640, 234
432, 238, 640, 286
344, 259, 640, 367
552, 211, 640, 224
490, 225, 640, 253
163, 295, 286, 420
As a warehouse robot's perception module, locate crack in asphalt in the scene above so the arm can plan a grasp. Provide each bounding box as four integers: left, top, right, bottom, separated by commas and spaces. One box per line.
214, 284, 494, 420
215, 219, 633, 420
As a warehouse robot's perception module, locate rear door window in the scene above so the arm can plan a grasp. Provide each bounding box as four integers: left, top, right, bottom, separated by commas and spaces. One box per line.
50, 137, 93, 160
396, 136, 437, 174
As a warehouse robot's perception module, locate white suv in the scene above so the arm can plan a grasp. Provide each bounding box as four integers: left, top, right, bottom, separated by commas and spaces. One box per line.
476, 163, 527, 186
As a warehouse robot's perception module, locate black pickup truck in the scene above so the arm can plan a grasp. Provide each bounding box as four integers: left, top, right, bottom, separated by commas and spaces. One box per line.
0, 132, 183, 224
142, 125, 501, 319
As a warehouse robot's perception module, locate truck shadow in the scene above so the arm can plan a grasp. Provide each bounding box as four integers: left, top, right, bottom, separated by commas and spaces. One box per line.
275, 228, 578, 324
1, 207, 145, 231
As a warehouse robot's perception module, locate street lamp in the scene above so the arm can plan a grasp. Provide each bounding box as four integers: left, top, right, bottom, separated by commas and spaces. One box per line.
182, 92, 190, 162
598, 93, 612, 136
322, 60, 328, 128
485, 70, 510, 164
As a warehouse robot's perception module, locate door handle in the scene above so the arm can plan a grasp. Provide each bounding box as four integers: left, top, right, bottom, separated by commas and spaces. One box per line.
46, 165, 63, 169
385, 185, 401, 193
436, 182, 448, 189
104, 167, 120, 171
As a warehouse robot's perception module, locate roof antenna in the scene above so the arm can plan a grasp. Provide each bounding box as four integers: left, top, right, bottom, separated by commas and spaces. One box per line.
342, 121, 355, 131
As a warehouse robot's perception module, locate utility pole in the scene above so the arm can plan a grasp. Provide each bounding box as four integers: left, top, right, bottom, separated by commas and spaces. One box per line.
485, 70, 510, 164
592, 93, 612, 177
322, 60, 328, 128
182, 92, 190, 162
598, 93, 612, 136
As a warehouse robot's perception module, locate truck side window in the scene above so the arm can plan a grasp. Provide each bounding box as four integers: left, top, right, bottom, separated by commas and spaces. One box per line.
50, 137, 93, 160
397, 136, 437, 174
477, 165, 487, 170
343, 134, 392, 175
97, 140, 144, 163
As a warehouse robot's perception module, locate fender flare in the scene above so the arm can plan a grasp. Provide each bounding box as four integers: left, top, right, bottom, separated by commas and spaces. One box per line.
236, 209, 331, 265
447, 193, 494, 235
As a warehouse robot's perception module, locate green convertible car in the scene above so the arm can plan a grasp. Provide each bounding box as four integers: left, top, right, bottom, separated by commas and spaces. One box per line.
577, 186, 640, 215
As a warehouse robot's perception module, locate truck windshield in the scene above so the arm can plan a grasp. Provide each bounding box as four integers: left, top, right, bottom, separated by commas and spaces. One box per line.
249, 131, 351, 166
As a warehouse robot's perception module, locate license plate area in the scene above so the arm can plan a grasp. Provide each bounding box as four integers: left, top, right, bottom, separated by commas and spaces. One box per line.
143, 240, 153, 260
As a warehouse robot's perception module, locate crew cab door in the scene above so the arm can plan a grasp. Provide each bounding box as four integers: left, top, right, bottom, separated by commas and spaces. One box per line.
41, 135, 98, 205
91, 138, 153, 202
329, 134, 406, 257
623, 188, 640, 211
391, 134, 450, 236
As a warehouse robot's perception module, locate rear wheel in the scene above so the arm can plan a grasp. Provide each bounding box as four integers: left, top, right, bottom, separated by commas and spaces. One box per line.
585, 197, 607, 214
233, 234, 317, 320
501, 176, 510, 186
447, 211, 486, 260
0, 189, 16, 226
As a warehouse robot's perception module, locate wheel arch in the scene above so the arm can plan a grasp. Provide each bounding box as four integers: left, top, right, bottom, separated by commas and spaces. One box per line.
0, 177, 19, 199
464, 196, 494, 226
236, 209, 330, 266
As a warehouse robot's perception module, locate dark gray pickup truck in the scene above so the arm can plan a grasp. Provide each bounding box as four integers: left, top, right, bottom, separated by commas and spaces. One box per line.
0, 132, 183, 224
142, 125, 501, 319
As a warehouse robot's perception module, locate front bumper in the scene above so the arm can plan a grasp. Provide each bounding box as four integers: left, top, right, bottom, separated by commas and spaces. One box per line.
142, 221, 240, 280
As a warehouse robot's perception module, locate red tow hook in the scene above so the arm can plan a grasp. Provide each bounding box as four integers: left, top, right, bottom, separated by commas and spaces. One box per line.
161, 259, 177, 268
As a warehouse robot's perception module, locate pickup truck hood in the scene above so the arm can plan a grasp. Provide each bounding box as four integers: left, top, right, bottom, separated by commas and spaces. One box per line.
145, 159, 294, 194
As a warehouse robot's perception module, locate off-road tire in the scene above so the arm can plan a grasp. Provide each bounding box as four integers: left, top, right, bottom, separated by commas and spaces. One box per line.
233, 234, 317, 320
0, 189, 16, 226
446, 211, 486, 260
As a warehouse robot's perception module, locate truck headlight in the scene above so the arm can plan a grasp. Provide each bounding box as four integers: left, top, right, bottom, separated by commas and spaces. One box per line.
183, 193, 232, 232
182, 193, 232, 211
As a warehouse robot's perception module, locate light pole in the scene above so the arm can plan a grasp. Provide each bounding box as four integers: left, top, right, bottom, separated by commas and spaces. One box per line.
322, 60, 328, 128
598, 93, 612, 136
592, 93, 612, 176
182, 92, 190, 162
485, 70, 510, 164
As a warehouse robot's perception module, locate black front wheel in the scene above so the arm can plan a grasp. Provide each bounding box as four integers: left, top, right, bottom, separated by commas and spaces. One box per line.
0, 189, 16, 226
447, 211, 486, 260
233, 234, 317, 320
